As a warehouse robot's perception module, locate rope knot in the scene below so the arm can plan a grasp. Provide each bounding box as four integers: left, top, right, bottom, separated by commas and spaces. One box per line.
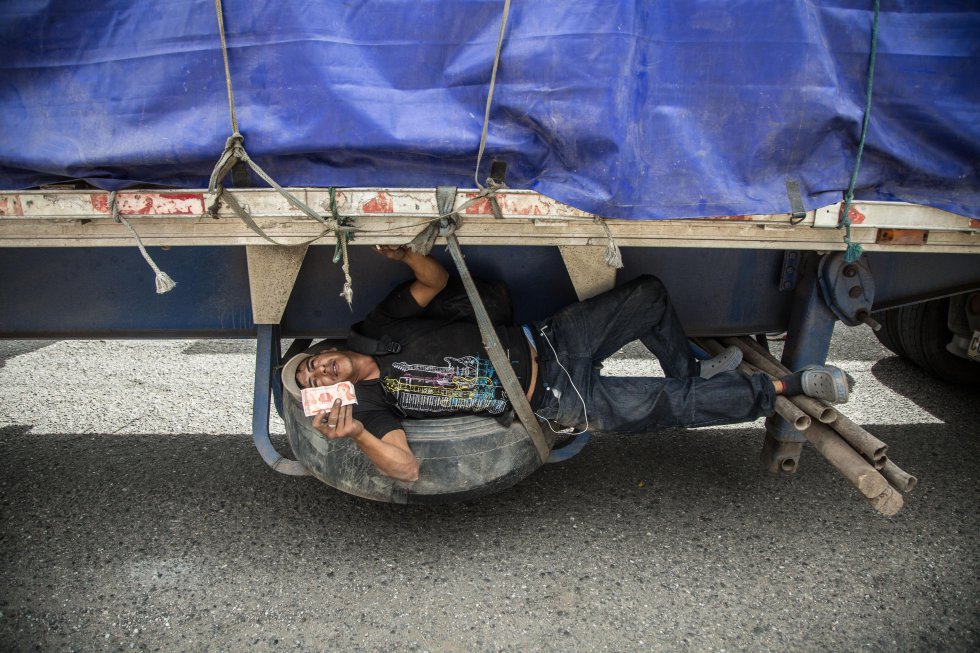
224, 132, 244, 151
837, 194, 865, 263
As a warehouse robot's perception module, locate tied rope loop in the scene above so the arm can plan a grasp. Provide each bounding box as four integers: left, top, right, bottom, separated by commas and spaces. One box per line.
108, 191, 177, 294
205, 130, 332, 229
210, 0, 357, 301
208, 0, 333, 228
837, 0, 880, 263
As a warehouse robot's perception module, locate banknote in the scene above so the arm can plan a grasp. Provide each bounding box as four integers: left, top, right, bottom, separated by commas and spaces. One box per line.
301, 382, 358, 417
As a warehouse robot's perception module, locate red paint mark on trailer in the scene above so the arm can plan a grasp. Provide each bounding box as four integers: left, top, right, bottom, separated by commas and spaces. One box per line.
970, 219, 980, 229
360, 192, 394, 213
511, 202, 545, 216
136, 195, 154, 214
462, 193, 551, 216
464, 193, 516, 215
839, 204, 866, 224
464, 196, 494, 215
0, 195, 24, 216
90, 192, 204, 215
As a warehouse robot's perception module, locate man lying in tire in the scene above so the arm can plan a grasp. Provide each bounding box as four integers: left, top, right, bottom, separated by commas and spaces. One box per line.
281, 247, 850, 482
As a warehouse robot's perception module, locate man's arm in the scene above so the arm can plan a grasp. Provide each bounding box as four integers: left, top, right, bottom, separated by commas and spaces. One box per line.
313, 401, 420, 482
376, 247, 448, 308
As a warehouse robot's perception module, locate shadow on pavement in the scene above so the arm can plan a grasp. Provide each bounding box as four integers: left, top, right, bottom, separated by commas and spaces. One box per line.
0, 340, 56, 369
2, 424, 977, 652
870, 355, 980, 422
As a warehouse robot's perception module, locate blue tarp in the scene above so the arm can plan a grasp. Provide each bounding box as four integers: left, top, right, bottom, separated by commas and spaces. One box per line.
1, 1, 977, 220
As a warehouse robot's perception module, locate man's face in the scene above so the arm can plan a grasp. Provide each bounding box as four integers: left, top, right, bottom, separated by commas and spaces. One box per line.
295, 349, 356, 389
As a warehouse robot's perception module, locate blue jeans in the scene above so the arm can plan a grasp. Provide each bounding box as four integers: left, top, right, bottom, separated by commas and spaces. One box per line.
532, 275, 775, 432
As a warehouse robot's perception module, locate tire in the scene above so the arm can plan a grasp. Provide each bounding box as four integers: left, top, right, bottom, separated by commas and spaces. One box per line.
895, 297, 979, 386
872, 308, 907, 358
283, 393, 555, 504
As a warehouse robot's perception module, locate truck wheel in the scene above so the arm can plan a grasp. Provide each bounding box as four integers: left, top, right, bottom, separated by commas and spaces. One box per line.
895, 297, 979, 385
871, 308, 907, 358
283, 393, 554, 504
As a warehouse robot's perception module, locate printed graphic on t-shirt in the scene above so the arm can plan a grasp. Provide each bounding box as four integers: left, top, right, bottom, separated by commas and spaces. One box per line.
382, 355, 507, 414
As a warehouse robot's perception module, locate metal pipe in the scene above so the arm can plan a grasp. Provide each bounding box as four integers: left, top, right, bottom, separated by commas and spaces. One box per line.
803, 422, 889, 501
760, 432, 803, 473
700, 337, 809, 431
733, 335, 889, 466
788, 394, 838, 425
882, 458, 918, 493
705, 338, 837, 422
867, 485, 904, 516
721, 336, 839, 423
775, 397, 812, 432
701, 336, 906, 514
700, 337, 813, 432
737, 358, 811, 432
829, 413, 888, 468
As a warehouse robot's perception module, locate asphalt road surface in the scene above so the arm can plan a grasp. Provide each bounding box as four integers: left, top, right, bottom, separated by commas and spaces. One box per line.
1, 328, 977, 652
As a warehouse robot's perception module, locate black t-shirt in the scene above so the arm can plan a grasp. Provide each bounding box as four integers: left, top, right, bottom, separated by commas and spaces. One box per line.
352, 282, 533, 438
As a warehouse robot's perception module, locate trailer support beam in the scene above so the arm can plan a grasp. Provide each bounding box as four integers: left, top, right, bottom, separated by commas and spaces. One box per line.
246, 245, 309, 324
762, 252, 838, 473
557, 245, 617, 301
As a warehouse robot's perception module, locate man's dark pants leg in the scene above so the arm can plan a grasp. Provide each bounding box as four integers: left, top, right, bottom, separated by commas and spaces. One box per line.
534, 275, 775, 432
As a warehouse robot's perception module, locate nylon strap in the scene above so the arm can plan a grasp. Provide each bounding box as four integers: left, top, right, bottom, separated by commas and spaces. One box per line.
785, 179, 806, 225
444, 229, 550, 464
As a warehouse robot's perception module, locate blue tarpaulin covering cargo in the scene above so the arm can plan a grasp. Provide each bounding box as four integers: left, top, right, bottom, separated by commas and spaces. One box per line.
1, 0, 977, 220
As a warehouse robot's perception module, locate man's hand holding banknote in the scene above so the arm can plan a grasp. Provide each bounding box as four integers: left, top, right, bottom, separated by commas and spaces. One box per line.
303, 382, 362, 441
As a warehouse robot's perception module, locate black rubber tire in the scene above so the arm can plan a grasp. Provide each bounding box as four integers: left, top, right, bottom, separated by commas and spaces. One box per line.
871, 308, 907, 358
283, 393, 555, 504
895, 297, 979, 386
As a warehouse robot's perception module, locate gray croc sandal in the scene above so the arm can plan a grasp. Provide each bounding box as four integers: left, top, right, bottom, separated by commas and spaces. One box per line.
700, 345, 743, 379
800, 365, 850, 403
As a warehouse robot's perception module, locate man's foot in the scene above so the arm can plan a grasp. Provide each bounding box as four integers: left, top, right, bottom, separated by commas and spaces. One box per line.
800, 364, 850, 403
700, 345, 743, 379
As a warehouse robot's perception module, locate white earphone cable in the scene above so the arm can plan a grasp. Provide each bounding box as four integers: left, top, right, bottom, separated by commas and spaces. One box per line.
534, 325, 589, 435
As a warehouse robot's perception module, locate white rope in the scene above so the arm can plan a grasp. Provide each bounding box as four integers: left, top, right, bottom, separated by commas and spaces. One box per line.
109, 191, 177, 294
210, 0, 361, 305
597, 218, 623, 269
338, 231, 353, 308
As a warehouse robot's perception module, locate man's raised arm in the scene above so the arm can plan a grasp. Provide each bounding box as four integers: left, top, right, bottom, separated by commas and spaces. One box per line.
375, 247, 448, 308
313, 401, 420, 482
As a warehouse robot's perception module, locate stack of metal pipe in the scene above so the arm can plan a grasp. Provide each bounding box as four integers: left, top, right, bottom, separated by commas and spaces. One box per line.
696, 335, 917, 516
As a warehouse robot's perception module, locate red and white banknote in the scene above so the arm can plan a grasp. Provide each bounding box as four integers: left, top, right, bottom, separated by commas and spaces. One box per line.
301, 382, 358, 417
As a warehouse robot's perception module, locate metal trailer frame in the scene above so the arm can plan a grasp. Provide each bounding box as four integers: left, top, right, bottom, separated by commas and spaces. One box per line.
2, 187, 979, 474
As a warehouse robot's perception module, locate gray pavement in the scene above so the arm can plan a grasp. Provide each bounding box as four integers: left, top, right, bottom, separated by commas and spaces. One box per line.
1, 328, 978, 652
